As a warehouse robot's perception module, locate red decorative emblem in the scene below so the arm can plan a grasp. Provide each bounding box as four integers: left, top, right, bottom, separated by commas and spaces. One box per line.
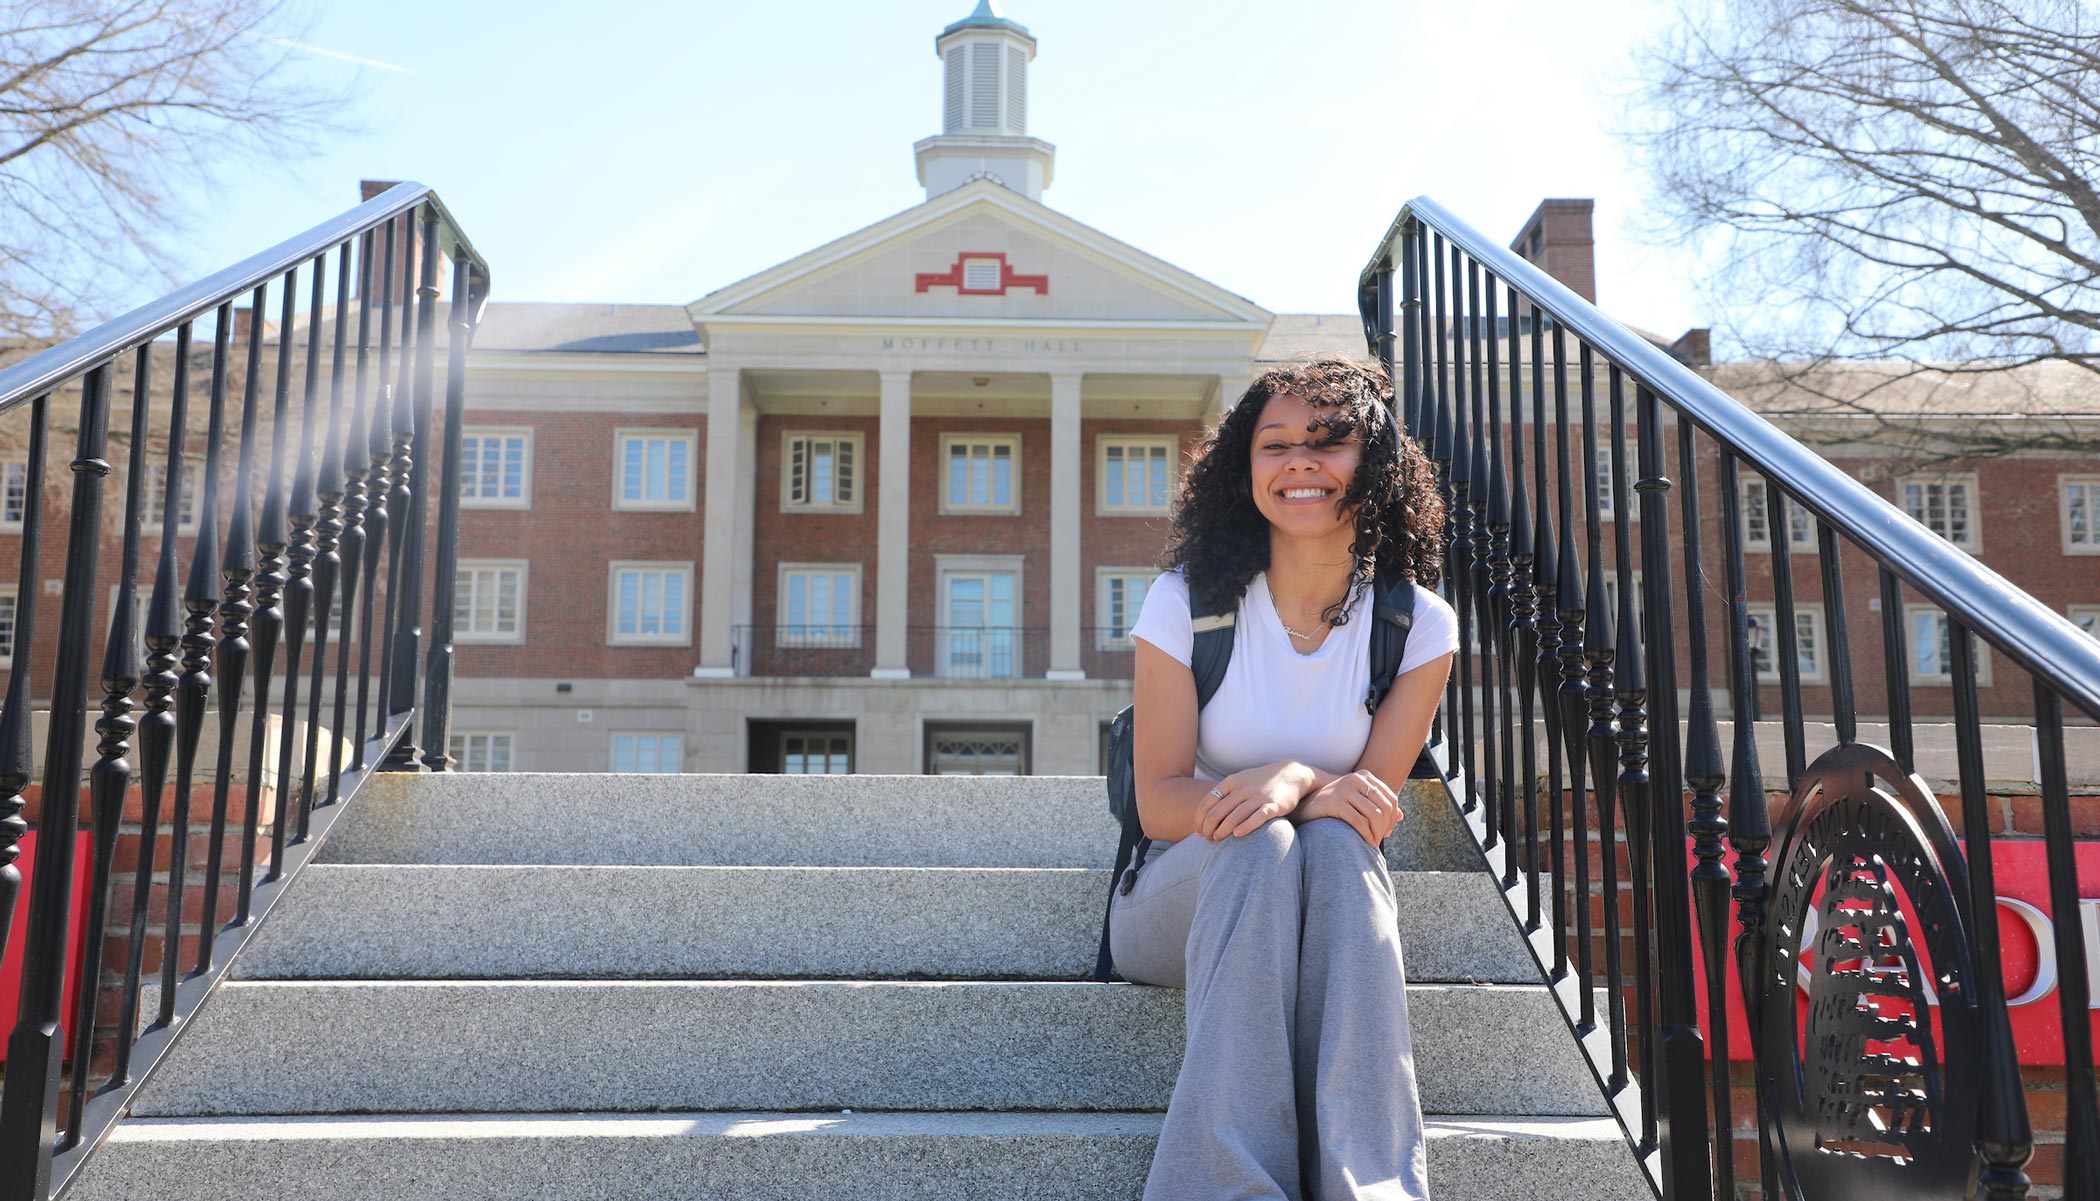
915, 252, 1049, 296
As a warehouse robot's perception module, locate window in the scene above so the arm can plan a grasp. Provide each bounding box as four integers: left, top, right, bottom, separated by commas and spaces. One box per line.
962, 257, 1002, 291
460, 428, 531, 508
449, 731, 513, 772
1595, 446, 1617, 521
138, 461, 202, 534
452, 561, 526, 643
1740, 477, 1813, 553
941, 435, 1020, 514
611, 733, 682, 773
1098, 437, 1174, 516
1905, 605, 1992, 685
2062, 476, 2100, 555
782, 432, 862, 512
1096, 569, 1157, 649
2070, 605, 2100, 639
782, 729, 852, 774
937, 556, 1022, 678
1744, 603, 1827, 684
777, 564, 860, 647
0, 459, 26, 530
614, 430, 697, 510
1900, 474, 1979, 551
925, 722, 1030, 775
0, 587, 16, 659
609, 562, 692, 645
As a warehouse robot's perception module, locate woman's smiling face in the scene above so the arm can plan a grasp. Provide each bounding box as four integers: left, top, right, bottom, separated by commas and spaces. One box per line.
1248, 393, 1362, 539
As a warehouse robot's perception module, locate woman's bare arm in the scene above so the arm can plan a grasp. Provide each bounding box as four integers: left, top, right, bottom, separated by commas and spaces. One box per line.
1293, 652, 1453, 843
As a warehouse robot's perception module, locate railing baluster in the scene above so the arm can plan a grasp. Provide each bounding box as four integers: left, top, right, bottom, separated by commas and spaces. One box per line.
197, 282, 265, 975
1764, 480, 1806, 787
382, 208, 443, 768
1484, 273, 1516, 890
67, 346, 154, 1141
1676, 415, 1727, 1200
374, 216, 415, 758
421, 249, 476, 768
1717, 444, 1773, 1200
1815, 520, 1855, 746
328, 230, 377, 803
1399, 224, 1421, 438
0, 358, 113, 1194
1538, 318, 1568, 981
166, 303, 232, 1015
355, 218, 400, 769
1462, 255, 1493, 843
1506, 284, 1541, 930
269, 253, 327, 875
1949, 622, 2034, 1200
2033, 683, 2098, 1201
1636, 384, 1686, 1164
1597, 365, 1632, 1094
1448, 242, 1476, 804
1431, 235, 1458, 776
301, 240, 352, 832
1879, 567, 1914, 774
1563, 341, 1596, 1036
118, 320, 191, 1085
0, 393, 47, 1042
1581, 349, 1617, 1049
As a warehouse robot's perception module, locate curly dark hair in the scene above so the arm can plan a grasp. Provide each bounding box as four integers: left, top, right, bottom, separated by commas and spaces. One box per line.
1161, 354, 1444, 628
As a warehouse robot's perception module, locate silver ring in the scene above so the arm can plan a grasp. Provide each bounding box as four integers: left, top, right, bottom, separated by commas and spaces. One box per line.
1208, 786, 1224, 798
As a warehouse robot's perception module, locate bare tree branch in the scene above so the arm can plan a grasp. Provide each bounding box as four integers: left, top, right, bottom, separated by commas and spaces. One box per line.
0, 0, 356, 345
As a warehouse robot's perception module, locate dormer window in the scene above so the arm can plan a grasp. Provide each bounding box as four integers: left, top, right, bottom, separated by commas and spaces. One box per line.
962, 257, 1002, 291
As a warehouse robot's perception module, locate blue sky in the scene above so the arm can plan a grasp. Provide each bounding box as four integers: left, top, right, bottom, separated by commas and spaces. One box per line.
167, 0, 1697, 336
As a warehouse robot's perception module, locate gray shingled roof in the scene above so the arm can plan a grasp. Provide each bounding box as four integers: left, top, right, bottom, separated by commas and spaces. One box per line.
471, 303, 702, 355
1256, 314, 1370, 363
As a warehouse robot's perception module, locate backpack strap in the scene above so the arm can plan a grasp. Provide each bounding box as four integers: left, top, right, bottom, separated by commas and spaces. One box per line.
1363, 569, 1418, 716
1093, 577, 1239, 982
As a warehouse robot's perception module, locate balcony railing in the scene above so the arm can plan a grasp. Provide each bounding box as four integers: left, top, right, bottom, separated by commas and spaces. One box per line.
1360, 196, 2096, 1200
0, 184, 488, 1200
732, 625, 1079, 680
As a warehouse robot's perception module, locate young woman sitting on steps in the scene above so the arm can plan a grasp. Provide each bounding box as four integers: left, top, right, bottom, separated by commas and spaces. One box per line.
1112, 354, 1456, 1201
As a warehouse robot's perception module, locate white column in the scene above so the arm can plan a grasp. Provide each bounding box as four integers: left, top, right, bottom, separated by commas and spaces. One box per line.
1046, 372, 1085, 680
872, 370, 912, 679
1207, 371, 1252, 433
695, 363, 741, 677
731, 399, 757, 675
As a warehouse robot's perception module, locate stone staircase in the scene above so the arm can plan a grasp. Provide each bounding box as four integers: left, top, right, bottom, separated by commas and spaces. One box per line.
70, 773, 1650, 1200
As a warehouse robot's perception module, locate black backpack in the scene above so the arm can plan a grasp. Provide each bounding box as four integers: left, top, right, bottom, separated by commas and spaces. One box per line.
1093, 567, 1419, 982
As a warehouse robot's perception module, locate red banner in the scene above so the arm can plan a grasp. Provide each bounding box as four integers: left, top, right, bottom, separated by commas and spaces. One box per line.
0, 829, 93, 1066
1688, 838, 2100, 1064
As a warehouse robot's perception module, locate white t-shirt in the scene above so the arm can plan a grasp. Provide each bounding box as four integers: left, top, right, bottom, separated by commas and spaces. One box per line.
1129, 568, 1459, 784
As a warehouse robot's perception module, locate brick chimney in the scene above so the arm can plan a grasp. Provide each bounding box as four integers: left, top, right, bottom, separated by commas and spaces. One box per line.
1511, 199, 1596, 305
1669, 327, 1712, 367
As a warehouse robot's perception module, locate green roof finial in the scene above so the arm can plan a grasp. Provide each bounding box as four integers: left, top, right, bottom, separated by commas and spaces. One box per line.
941, 0, 1030, 38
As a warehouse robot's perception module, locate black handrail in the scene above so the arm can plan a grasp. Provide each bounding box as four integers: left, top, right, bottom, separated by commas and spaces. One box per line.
0, 183, 488, 1201
1359, 196, 2092, 1200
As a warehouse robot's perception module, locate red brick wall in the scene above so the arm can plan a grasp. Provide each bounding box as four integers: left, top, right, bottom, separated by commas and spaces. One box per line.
751, 413, 879, 663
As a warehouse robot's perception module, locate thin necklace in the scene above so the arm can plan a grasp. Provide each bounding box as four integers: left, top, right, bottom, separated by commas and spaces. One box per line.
1270, 584, 1339, 641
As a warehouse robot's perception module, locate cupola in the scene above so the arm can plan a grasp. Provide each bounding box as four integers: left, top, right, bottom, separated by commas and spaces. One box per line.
915, 2, 1056, 201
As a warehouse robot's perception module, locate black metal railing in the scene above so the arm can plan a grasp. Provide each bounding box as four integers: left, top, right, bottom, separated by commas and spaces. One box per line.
731, 624, 1057, 680
0, 183, 488, 1200
1360, 196, 2096, 1201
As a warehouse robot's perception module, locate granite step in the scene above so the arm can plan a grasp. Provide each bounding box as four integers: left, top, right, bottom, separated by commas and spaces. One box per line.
234, 864, 1539, 984
319, 772, 1481, 873
129, 979, 1602, 1119
70, 1111, 1652, 1201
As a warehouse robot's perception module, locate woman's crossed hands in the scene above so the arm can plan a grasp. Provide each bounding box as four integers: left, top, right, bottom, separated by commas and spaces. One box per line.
1195, 761, 1403, 847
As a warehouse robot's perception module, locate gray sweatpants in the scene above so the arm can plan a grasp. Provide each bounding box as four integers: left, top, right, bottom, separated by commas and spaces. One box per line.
1108, 815, 1431, 1201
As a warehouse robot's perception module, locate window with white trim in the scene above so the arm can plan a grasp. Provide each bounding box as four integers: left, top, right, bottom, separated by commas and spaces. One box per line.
782, 432, 861, 512
1096, 569, 1158, 649
0, 459, 26, 530
138, 461, 202, 534
2070, 605, 2100, 640
1905, 605, 1992, 684
452, 560, 525, 643
925, 723, 1029, 775
610, 733, 682, 774
1745, 603, 1827, 684
449, 731, 513, 772
609, 562, 692, 645
2061, 476, 2100, 554
0, 586, 17, 659
615, 430, 697, 510
962, 257, 1002, 291
1740, 477, 1813, 553
460, 428, 531, 508
777, 564, 860, 647
782, 729, 852, 774
941, 435, 1020, 514
1900, 474, 1979, 550
1595, 445, 1618, 521
1098, 437, 1174, 515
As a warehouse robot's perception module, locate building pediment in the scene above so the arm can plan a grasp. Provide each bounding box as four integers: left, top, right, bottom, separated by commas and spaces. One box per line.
689, 180, 1271, 331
